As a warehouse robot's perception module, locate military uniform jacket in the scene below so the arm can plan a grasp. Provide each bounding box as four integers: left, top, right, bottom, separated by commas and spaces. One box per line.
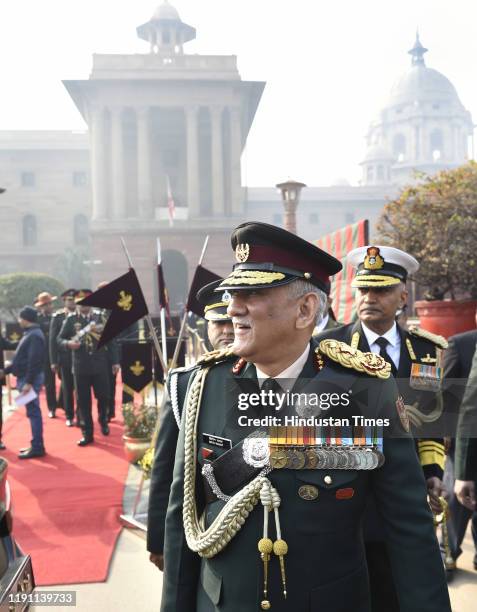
49, 309, 72, 368
58, 311, 119, 376
37, 313, 52, 366
316, 320, 446, 479
161, 340, 450, 612
147, 365, 197, 555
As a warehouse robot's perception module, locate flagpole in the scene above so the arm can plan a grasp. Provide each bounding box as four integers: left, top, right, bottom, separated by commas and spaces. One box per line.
120, 237, 168, 377
169, 235, 209, 370
156, 238, 168, 364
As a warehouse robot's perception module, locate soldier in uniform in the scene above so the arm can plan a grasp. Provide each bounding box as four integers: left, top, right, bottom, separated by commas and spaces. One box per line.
313, 280, 341, 334
58, 290, 120, 446
161, 222, 450, 612
50, 289, 77, 427
454, 344, 477, 547
35, 292, 59, 417
315, 245, 447, 611
148, 279, 234, 570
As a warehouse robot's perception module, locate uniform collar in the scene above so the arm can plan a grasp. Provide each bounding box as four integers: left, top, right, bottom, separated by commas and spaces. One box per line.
255, 343, 310, 390
361, 321, 400, 348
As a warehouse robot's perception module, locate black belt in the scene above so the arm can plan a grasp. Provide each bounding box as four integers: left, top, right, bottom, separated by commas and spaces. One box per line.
202, 440, 262, 504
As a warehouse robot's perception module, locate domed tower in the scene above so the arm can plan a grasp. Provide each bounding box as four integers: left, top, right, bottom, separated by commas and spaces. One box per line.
361, 33, 474, 185
136, 1, 196, 55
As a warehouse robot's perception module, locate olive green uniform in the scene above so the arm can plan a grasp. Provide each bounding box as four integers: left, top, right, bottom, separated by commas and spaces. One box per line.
454, 345, 477, 481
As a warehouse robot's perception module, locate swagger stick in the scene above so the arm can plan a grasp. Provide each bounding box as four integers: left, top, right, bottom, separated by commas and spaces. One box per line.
120, 238, 168, 378
169, 235, 210, 371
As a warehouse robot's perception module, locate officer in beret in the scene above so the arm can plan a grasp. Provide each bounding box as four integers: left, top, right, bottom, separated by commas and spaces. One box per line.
315, 245, 448, 611
49, 289, 78, 427
58, 290, 120, 446
148, 279, 234, 571
161, 223, 450, 612
35, 291, 59, 418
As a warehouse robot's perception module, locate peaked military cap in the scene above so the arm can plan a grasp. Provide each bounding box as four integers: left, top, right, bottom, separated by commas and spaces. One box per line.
217, 221, 342, 293
348, 245, 419, 288
61, 288, 76, 299
197, 279, 232, 322
74, 289, 92, 303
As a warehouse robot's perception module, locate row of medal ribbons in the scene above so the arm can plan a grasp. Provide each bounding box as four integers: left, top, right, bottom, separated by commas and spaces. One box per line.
268, 425, 384, 470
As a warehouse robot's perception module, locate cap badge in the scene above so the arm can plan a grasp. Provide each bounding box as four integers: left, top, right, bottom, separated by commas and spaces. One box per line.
221, 290, 231, 303
235, 243, 250, 263
364, 247, 385, 270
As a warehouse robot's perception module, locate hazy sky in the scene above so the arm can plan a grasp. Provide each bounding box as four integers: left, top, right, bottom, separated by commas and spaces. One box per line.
1, 0, 476, 186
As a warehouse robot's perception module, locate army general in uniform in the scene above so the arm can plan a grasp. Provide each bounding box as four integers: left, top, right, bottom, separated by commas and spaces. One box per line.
160, 222, 450, 612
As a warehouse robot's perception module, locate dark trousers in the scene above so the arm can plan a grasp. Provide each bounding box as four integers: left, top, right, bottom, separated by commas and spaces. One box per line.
44, 361, 57, 411
18, 374, 45, 452
107, 369, 116, 419
59, 363, 75, 421
442, 447, 477, 561
75, 372, 109, 439
365, 541, 400, 612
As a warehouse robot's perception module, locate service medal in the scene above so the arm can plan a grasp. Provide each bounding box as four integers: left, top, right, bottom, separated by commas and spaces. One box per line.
305, 448, 319, 469
269, 449, 288, 469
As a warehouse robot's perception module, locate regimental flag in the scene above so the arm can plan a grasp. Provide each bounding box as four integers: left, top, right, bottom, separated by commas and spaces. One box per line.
154, 336, 186, 384
120, 342, 153, 396
186, 266, 221, 318
5, 322, 22, 343
315, 220, 369, 324
166, 175, 175, 227
156, 238, 174, 333
77, 269, 149, 348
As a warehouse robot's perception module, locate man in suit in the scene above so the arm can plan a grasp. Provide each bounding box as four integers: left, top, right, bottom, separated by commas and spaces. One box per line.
58, 290, 120, 446
161, 223, 450, 612
35, 292, 59, 418
147, 279, 234, 571
315, 245, 447, 612
50, 289, 78, 427
441, 312, 477, 575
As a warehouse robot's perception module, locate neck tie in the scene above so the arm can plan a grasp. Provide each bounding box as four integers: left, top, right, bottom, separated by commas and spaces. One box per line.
261, 378, 284, 416
375, 337, 397, 376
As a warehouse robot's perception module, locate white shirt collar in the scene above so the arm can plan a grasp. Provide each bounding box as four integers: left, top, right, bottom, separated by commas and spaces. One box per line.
256, 343, 310, 390
361, 321, 400, 348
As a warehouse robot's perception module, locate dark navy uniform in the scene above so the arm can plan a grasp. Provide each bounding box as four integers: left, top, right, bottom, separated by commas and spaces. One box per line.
37, 311, 57, 413
50, 309, 76, 423
59, 310, 118, 442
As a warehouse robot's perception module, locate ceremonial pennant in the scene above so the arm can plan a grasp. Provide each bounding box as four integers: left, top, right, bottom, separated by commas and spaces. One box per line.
120, 342, 153, 394
186, 265, 221, 317
77, 269, 149, 348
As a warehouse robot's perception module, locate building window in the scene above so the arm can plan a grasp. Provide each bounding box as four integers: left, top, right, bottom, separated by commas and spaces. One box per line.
73, 171, 88, 187
21, 172, 35, 187
272, 213, 282, 225
309, 213, 319, 224
22, 215, 37, 246
430, 130, 443, 161
393, 134, 406, 161
73, 214, 89, 245
345, 211, 355, 224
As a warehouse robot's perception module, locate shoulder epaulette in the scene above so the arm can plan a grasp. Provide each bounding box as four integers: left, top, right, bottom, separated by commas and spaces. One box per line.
196, 346, 236, 366
52, 309, 64, 316
66, 312, 77, 318
408, 326, 448, 350
319, 339, 391, 379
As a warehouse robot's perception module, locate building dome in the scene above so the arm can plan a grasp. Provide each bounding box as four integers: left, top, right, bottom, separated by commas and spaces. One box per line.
388, 65, 460, 107
152, 1, 180, 21
363, 144, 393, 162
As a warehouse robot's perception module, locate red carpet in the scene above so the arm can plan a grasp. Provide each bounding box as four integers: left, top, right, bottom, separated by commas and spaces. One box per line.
2, 389, 129, 586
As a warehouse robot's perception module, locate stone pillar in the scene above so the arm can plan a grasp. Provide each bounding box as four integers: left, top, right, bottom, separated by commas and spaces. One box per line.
185, 105, 200, 218
210, 106, 224, 216
90, 107, 107, 220
229, 106, 243, 215
137, 107, 153, 219
110, 107, 126, 220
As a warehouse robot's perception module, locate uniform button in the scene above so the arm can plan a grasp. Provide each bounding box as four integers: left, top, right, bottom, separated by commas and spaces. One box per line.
324, 475, 333, 485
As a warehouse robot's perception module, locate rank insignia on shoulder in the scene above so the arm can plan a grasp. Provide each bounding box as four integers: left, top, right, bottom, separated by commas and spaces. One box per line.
232, 357, 247, 374
197, 346, 235, 366
408, 326, 448, 350
396, 396, 410, 432
318, 339, 391, 379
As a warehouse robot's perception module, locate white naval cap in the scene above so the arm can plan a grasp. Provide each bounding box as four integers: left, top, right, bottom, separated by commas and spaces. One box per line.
347, 245, 419, 288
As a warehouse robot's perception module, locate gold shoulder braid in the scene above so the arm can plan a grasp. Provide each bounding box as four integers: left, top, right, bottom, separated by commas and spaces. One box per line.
196, 346, 236, 366
408, 326, 448, 350
319, 339, 391, 379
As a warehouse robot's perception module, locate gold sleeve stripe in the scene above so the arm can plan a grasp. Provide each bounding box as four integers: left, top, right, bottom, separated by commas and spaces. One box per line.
418, 449, 445, 470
